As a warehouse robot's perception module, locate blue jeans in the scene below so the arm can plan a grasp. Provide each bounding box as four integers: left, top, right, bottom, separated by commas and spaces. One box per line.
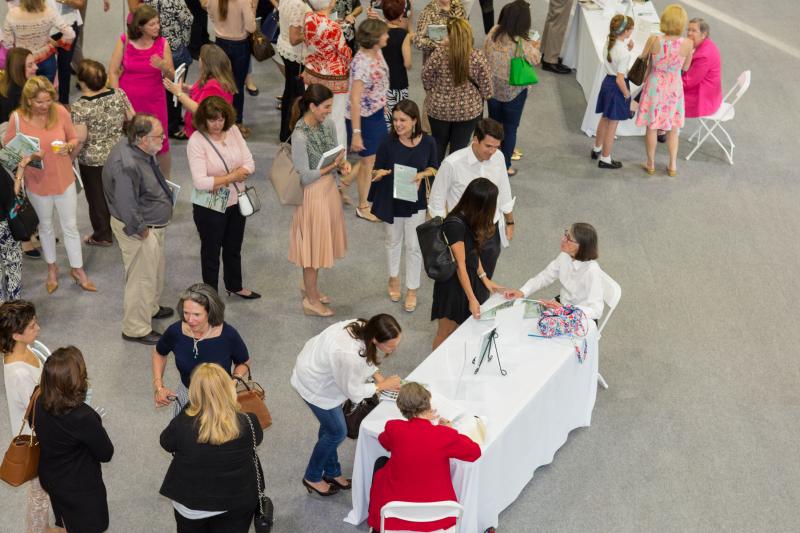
303, 401, 347, 482
487, 89, 528, 169
215, 37, 250, 124
36, 55, 57, 83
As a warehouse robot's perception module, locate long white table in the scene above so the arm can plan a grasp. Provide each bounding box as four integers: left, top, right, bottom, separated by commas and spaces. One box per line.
344, 297, 600, 532
562, 1, 661, 137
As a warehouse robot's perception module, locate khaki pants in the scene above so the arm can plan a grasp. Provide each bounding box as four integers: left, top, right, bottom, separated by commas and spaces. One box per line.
111, 218, 166, 337
541, 0, 575, 64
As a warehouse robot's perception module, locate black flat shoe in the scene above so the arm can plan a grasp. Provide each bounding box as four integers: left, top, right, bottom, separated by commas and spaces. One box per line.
152, 306, 175, 319
23, 249, 41, 259
122, 330, 162, 345
227, 289, 262, 300
657, 132, 667, 143
591, 149, 600, 160
246, 86, 260, 96
323, 476, 352, 490
598, 159, 623, 169
302, 479, 338, 496
541, 60, 571, 74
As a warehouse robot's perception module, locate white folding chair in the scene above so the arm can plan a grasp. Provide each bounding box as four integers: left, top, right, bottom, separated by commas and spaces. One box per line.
685, 70, 751, 165
380, 501, 463, 533
596, 270, 622, 390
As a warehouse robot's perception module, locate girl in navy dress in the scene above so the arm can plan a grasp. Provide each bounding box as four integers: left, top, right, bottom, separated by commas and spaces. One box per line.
592, 14, 634, 169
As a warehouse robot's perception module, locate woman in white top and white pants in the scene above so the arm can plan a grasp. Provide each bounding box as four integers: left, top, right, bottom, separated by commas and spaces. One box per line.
290, 314, 403, 497
0, 300, 58, 533
508, 223, 604, 320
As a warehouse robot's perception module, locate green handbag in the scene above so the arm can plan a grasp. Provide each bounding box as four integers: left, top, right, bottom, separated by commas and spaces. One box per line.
509, 39, 538, 86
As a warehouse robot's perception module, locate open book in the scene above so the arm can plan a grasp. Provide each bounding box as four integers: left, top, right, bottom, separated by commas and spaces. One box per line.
0, 133, 43, 173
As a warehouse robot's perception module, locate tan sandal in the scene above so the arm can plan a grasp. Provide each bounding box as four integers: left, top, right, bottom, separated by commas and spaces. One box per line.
404, 289, 417, 312
388, 277, 401, 302
302, 298, 334, 317
300, 288, 330, 305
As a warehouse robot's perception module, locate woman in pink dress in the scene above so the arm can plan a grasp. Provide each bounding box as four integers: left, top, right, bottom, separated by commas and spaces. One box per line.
109, 5, 175, 177
635, 4, 693, 177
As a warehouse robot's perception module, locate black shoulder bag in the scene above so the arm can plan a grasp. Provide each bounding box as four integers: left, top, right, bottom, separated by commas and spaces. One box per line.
245, 414, 274, 533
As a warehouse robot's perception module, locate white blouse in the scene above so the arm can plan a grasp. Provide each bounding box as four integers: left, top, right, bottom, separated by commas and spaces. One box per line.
290, 320, 378, 410
520, 252, 605, 320
3, 359, 42, 436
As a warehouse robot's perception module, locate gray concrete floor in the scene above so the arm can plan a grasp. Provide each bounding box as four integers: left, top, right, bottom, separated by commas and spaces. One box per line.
1, 0, 798, 531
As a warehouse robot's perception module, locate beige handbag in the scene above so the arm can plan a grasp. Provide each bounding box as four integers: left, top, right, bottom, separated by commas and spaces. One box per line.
269, 143, 303, 206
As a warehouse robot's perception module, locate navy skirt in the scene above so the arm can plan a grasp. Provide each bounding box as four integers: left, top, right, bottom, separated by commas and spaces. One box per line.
346, 108, 389, 157
595, 75, 631, 121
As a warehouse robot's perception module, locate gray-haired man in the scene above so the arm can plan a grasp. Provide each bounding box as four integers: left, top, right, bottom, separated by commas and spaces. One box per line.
103, 114, 175, 345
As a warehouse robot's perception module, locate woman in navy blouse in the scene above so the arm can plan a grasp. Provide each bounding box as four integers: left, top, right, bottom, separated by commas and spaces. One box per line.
369, 99, 438, 313
151, 283, 251, 412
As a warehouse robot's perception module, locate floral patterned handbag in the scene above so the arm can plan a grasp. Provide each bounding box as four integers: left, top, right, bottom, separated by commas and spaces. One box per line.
536, 306, 589, 363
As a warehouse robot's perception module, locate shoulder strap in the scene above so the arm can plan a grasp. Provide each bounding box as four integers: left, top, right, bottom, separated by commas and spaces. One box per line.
13, 111, 20, 136
18, 387, 40, 437
199, 132, 230, 174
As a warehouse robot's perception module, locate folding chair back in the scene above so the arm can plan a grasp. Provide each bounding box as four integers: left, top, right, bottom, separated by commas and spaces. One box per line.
380, 501, 463, 533
597, 269, 622, 334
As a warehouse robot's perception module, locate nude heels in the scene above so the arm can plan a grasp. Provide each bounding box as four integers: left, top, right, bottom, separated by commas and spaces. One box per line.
70, 271, 97, 292
302, 298, 333, 317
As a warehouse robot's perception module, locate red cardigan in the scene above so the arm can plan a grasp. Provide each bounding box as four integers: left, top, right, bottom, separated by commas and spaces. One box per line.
368, 418, 481, 531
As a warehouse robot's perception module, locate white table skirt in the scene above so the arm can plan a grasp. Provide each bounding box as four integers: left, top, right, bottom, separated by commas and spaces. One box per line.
562, 2, 661, 137
345, 298, 600, 533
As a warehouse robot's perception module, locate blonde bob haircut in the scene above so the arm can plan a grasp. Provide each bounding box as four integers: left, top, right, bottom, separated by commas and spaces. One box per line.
447, 17, 474, 87
186, 363, 242, 445
659, 3, 688, 36
19, 76, 58, 128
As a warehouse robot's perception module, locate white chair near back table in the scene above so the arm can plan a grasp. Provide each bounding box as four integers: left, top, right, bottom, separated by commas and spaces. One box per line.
685, 70, 751, 165
597, 270, 622, 390
380, 501, 463, 533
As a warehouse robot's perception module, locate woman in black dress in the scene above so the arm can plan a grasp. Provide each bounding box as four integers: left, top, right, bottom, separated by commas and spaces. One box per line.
31, 346, 114, 533
430, 178, 515, 349
370, 100, 437, 313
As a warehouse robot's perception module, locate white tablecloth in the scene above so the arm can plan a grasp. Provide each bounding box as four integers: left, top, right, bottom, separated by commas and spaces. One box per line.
562, 1, 661, 137
344, 297, 600, 533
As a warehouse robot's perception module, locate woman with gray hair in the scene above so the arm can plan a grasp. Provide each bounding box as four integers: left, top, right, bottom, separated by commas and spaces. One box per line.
151, 283, 251, 412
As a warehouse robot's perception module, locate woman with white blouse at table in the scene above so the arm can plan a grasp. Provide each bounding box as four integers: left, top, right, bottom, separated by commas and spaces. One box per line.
290, 314, 402, 497
507, 222, 604, 320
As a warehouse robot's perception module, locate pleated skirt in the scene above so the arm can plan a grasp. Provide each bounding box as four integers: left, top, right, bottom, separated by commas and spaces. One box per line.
288, 175, 347, 269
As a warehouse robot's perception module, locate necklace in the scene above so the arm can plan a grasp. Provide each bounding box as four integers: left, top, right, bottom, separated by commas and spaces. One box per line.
190, 325, 212, 359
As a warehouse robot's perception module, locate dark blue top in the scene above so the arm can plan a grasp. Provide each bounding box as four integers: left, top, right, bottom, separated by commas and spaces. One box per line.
156, 321, 249, 387
368, 134, 438, 223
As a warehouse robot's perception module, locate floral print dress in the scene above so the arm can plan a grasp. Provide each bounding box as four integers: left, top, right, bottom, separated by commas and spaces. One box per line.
636, 38, 686, 131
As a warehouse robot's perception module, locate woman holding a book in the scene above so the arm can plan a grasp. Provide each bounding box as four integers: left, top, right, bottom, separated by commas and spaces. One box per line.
289, 84, 351, 317
3, 76, 97, 294
186, 97, 259, 299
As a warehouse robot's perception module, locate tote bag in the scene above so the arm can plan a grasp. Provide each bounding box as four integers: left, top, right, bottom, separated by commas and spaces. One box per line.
269, 143, 303, 206
509, 40, 538, 86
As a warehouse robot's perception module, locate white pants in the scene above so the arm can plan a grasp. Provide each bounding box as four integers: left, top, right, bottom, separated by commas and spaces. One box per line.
332, 92, 348, 148
385, 210, 425, 290
27, 183, 83, 267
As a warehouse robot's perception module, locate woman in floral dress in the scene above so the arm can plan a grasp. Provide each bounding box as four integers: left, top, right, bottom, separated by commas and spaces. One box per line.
635, 3, 693, 176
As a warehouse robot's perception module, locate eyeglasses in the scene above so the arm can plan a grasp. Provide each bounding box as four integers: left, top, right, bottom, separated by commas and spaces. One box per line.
147, 133, 166, 141
562, 229, 577, 244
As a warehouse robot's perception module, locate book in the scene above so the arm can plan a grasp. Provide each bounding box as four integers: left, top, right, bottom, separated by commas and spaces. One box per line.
392, 163, 418, 203
0, 133, 43, 173
166, 180, 182, 207
427, 24, 446, 42
172, 63, 187, 106
191, 186, 229, 213
479, 298, 544, 321
316, 144, 345, 170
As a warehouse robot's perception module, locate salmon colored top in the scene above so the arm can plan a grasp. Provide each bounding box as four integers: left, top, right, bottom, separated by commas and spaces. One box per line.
3, 105, 78, 196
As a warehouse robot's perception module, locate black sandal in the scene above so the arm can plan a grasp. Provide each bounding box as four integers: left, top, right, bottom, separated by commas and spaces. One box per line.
323, 476, 352, 490
170, 129, 189, 140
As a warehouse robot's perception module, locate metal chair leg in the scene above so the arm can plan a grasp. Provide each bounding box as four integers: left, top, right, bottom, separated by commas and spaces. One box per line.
598, 373, 609, 389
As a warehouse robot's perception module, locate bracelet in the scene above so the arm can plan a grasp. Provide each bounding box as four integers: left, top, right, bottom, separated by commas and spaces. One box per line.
478, 272, 487, 280
352, 128, 362, 134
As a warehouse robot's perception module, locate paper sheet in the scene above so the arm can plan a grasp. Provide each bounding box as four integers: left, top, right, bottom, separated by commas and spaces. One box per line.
392, 163, 418, 202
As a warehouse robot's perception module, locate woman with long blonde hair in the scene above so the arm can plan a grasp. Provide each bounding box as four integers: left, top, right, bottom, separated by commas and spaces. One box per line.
160, 363, 263, 531
422, 16, 492, 164
2, 76, 97, 295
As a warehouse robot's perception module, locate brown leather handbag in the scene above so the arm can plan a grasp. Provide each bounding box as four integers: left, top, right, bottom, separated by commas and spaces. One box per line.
627, 56, 649, 86
0, 389, 40, 487
235, 367, 272, 430
251, 28, 275, 62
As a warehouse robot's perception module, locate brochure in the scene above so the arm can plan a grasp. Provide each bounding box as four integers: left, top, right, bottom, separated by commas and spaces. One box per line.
392, 163, 418, 203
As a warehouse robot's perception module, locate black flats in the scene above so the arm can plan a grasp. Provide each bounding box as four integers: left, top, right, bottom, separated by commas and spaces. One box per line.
226, 290, 262, 300
323, 476, 352, 490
